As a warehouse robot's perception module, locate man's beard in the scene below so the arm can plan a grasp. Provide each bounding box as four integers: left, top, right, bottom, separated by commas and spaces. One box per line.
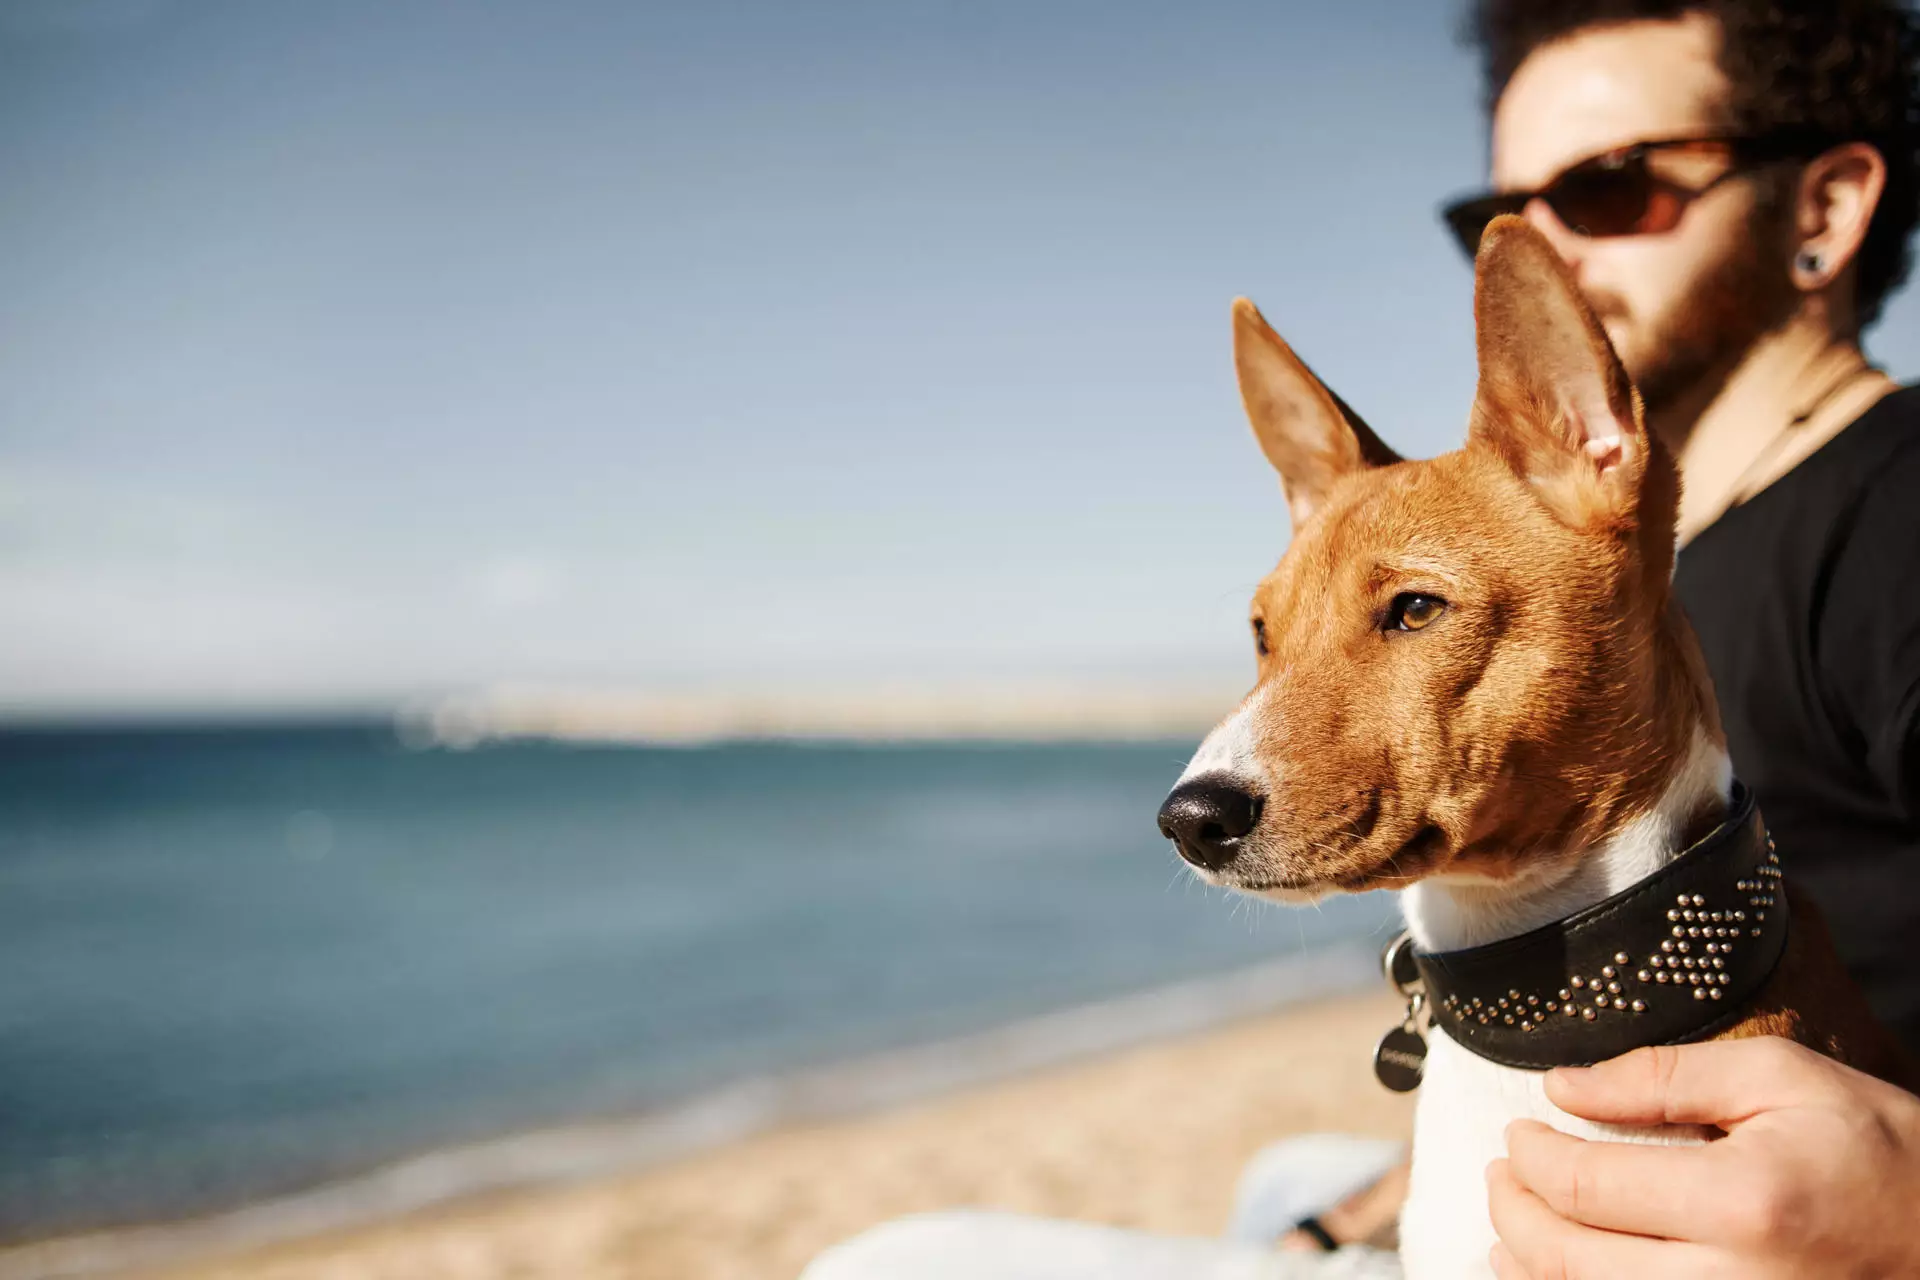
1586, 205, 1800, 414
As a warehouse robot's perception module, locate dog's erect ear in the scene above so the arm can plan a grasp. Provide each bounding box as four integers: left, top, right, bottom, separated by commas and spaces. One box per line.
1233, 298, 1399, 530
1468, 216, 1649, 530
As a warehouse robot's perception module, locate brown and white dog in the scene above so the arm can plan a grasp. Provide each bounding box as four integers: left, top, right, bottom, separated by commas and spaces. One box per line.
1157, 215, 1913, 1277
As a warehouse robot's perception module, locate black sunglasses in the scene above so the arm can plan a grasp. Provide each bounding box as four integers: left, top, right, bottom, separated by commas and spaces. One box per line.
1440, 134, 1812, 259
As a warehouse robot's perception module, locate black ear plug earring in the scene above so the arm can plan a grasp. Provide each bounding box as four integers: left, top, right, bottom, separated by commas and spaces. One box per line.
1797, 249, 1826, 276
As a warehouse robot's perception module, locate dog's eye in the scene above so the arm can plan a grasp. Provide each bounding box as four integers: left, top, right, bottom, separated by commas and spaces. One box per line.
1386, 593, 1447, 633
1252, 617, 1270, 657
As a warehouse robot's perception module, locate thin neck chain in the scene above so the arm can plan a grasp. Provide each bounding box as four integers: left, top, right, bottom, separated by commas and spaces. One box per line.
1712, 358, 1880, 514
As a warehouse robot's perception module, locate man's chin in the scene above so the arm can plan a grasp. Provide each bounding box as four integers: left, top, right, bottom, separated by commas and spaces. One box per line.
1601, 319, 1648, 380
1595, 318, 1685, 410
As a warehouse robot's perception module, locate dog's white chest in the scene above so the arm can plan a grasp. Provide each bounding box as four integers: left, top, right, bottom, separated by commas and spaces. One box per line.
1399, 1029, 1547, 1279
1397, 1027, 1705, 1279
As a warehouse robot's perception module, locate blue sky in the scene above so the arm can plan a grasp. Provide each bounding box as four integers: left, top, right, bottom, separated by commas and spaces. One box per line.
3, 0, 1916, 716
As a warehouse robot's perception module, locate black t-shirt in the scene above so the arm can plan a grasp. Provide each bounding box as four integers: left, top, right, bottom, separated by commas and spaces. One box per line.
1675, 385, 1920, 1055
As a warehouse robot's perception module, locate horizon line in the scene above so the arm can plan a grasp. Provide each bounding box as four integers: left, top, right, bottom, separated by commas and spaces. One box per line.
0, 680, 1245, 746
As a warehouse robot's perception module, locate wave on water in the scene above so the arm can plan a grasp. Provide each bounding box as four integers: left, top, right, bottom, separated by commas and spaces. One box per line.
0, 942, 1384, 1280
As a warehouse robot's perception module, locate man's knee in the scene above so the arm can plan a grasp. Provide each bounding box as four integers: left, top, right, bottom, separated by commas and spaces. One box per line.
800, 1211, 1002, 1280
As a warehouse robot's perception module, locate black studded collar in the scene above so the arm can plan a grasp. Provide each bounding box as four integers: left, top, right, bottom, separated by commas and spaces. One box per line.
1408, 783, 1786, 1071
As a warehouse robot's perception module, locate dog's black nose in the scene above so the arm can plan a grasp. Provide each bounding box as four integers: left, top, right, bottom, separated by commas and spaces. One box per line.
1157, 777, 1263, 871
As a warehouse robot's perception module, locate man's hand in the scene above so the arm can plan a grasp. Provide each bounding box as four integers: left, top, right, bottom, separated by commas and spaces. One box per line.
1485, 1036, 1920, 1279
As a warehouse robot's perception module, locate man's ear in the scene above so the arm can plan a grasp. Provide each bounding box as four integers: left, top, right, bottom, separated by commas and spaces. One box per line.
1789, 141, 1886, 295
1233, 297, 1399, 530
1467, 215, 1648, 530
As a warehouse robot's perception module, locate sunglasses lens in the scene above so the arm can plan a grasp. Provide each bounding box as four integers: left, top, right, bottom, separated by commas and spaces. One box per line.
1547, 161, 1664, 238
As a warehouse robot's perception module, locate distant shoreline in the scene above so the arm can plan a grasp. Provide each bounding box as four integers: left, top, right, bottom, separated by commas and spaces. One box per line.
0, 682, 1243, 747
0, 943, 1383, 1280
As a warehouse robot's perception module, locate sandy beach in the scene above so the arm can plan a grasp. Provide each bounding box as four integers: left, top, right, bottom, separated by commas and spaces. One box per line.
56, 989, 1412, 1280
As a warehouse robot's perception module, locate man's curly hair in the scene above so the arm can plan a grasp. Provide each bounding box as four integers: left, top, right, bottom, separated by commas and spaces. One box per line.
1467, 0, 1920, 326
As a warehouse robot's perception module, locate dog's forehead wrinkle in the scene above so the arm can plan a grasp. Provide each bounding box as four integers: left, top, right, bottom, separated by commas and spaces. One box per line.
1296, 466, 1500, 570
1371, 549, 1473, 590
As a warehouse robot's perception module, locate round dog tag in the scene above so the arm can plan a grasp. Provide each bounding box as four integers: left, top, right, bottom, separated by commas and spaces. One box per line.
1373, 1025, 1427, 1093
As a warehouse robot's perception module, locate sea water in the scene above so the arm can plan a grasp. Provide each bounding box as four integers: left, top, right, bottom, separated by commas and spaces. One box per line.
0, 727, 1395, 1241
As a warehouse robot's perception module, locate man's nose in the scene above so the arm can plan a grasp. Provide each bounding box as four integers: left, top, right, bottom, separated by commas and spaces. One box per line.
1521, 197, 1588, 274
1157, 777, 1263, 871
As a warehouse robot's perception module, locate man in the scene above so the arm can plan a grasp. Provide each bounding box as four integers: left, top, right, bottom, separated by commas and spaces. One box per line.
1441, 1, 1920, 1273
1286, 0, 1920, 1266
806, 1, 1920, 1273
1462, 1, 1920, 1044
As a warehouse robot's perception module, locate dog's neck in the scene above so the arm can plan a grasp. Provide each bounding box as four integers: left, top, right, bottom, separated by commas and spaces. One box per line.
1402, 727, 1734, 953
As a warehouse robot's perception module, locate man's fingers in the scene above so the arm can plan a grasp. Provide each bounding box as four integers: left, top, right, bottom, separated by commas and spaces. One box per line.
1504, 1119, 1725, 1238
1543, 1038, 1838, 1128
1489, 1241, 1528, 1279
1487, 1156, 1717, 1280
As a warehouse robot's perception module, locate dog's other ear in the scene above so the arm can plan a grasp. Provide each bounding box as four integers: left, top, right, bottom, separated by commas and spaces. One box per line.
1468, 215, 1653, 533
1233, 298, 1399, 530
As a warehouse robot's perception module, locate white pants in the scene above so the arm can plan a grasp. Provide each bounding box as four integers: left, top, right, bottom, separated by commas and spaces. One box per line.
801, 1212, 1403, 1280
800, 1134, 1406, 1280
